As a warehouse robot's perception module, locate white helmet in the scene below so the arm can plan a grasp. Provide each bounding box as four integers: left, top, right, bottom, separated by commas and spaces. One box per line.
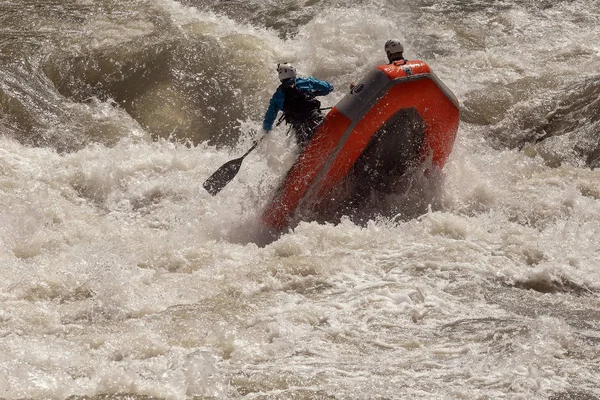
277, 63, 297, 81
385, 39, 404, 61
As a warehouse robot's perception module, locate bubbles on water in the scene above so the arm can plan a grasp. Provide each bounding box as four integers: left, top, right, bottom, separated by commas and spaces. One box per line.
1, 0, 600, 399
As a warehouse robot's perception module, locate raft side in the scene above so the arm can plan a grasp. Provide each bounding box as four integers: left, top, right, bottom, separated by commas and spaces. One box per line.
260, 108, 352, 230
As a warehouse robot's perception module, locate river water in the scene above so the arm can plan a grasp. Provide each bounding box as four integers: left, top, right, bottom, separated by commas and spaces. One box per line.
1, 0, 599, 399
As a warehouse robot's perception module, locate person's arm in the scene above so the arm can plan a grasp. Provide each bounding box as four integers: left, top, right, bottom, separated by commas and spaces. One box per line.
297, 77, 334, 96
262, 88, 285, 132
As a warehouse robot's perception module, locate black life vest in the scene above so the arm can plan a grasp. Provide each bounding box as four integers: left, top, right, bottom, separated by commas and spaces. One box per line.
281, 84, 321, 127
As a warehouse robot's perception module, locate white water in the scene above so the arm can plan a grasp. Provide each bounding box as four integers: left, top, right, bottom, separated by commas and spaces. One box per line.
1, 0, 600, 399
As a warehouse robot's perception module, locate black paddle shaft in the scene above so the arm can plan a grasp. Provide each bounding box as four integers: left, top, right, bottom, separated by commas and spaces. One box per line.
202, 140, 260, 196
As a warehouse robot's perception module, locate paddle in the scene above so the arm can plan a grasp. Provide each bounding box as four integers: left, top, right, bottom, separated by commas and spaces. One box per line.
203, 137, 263, 196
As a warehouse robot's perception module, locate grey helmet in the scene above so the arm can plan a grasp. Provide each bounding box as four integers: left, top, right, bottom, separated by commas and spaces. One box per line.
277, 63, 297, 81
384, 39, 404, 62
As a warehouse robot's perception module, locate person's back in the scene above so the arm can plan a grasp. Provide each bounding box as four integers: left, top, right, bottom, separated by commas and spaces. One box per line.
262, 63, 333, 148
280, 79, 322, 127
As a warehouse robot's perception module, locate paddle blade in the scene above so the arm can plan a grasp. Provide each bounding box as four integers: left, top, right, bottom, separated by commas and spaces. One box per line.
203, 157, 245, 196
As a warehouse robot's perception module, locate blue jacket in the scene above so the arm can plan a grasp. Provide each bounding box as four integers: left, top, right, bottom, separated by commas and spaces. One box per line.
263, 77, 334, 132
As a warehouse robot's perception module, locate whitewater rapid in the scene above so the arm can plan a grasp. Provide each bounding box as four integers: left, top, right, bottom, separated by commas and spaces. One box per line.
1, 0, 600, 399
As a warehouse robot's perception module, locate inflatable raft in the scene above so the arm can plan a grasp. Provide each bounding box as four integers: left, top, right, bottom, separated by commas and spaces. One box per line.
261, 59, 460, 232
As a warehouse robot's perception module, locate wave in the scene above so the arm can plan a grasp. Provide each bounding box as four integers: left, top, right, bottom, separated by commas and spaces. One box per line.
1, 1, 280, 151
461, 74, 600, 169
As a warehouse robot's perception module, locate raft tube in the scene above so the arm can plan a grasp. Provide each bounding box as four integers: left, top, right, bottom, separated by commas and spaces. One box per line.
261, 60, 460, 231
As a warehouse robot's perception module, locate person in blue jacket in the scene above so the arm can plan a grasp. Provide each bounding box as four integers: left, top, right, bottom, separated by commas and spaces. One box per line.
262, 63, 334, 148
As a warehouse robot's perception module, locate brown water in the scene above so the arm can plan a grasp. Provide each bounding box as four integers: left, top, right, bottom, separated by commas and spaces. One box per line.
0, 0, 599, 399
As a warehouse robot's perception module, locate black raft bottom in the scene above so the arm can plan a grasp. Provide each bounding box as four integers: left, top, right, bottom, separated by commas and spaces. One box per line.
351, 106, 425, 194
310, 106, 430, 224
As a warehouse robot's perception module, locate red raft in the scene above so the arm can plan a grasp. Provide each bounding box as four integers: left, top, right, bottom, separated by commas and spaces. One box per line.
260, 59, 460, 232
